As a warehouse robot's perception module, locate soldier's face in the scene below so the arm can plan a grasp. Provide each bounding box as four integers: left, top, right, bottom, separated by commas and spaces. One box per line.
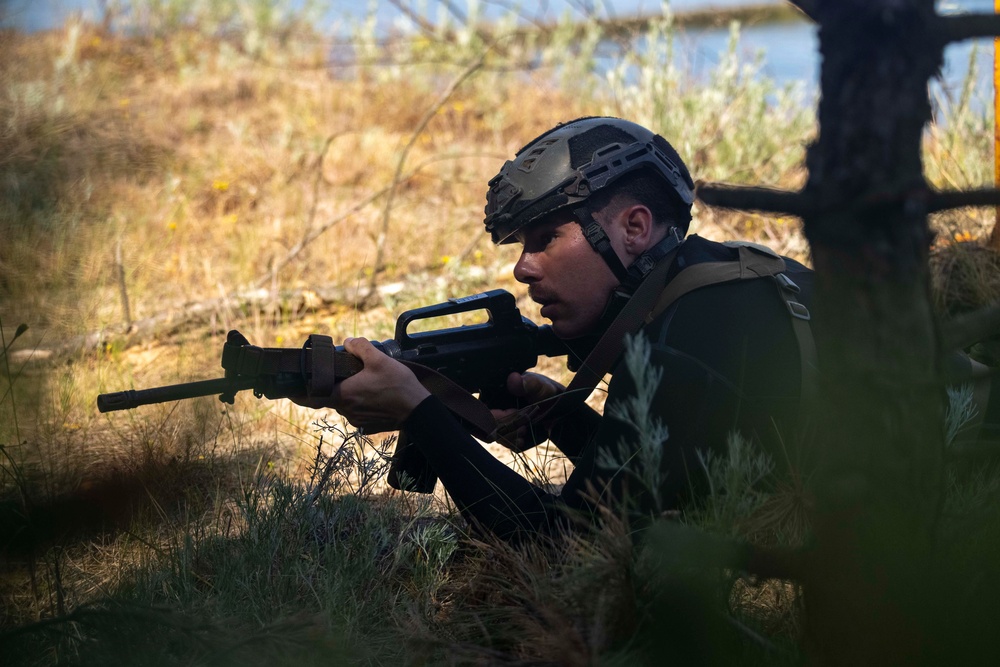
513, 214, 620, 339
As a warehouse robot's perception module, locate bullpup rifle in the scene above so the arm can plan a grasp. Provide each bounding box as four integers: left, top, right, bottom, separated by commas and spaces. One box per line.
97, 289, 568, 492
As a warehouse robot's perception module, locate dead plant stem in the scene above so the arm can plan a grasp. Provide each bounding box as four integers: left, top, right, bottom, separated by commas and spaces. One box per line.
365, 47, 491, 304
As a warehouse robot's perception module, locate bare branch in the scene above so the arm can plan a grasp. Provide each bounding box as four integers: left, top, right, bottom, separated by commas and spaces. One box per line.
366, 48, 489, 303
438, 0, 468, 24
942, 14, 1000, 43
786, 0, 818, 22
696, 182, 814, 217
700, 184, 1000, 220
253, 151, 500, 288
387, 0, 440, 38
927, 188, 1000, 214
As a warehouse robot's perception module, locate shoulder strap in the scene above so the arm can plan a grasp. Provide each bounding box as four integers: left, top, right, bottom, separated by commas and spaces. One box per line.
646, 243, 786, 324
645, 242, 818, 412
772, 273, 818, 410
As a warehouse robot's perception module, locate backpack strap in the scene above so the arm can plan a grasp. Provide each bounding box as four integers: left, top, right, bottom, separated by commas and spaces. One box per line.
646, 242, 785, 323
646, 241, 818, 412
773, 273, 818, 410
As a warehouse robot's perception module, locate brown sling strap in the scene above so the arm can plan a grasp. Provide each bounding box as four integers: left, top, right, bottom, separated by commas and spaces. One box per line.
493, 245, 681, 446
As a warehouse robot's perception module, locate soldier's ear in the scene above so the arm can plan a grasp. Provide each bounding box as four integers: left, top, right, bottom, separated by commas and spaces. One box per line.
621, 204, 656, 251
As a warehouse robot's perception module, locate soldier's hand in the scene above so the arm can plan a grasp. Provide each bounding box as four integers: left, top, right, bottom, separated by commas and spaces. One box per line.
505, 372, 565, 407
290, 337, 430, 433
491, 372, 565, 450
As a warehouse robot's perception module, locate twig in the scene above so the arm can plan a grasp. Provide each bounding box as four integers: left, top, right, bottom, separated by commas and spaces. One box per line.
253, 151, 501, 289
696, 182, 814, 217
942, 14, 1000, 43
303, 134, 338, 245
115, 236, 133, 332
386, 0, 440, 38
0, 315, 25, 446
439, 0, 469, 24
268, 133, 338, 292
786, 0, 818, 22
0, 325, 39, 408
364, 47, 491, 303
927, 188, 1000, 214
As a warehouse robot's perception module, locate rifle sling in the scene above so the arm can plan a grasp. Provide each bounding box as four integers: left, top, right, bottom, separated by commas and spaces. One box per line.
494, 247, 678, 445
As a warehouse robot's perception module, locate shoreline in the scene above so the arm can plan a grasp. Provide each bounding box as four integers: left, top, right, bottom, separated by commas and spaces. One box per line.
531, 3, 808, 38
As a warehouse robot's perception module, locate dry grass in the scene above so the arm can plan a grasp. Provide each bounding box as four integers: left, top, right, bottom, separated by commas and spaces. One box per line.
1, 6, 997, 665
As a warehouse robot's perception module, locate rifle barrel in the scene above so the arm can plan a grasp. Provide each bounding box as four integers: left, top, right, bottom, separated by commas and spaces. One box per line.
97, 377, 246, 413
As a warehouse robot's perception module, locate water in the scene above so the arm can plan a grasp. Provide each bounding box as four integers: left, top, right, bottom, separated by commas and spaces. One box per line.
1, 0, 994, 109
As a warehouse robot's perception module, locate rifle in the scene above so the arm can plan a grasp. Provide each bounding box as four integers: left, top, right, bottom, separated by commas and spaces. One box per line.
97, 289, 568, 492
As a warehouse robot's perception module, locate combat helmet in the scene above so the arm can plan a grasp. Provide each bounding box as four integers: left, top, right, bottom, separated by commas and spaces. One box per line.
484, 116, 695, 287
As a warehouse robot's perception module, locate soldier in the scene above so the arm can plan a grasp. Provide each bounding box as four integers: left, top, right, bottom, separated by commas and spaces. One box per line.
304, 117, 815, 541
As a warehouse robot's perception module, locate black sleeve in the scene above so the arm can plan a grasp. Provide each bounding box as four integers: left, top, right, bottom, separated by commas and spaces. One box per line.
560, 344, 747, 517
546, 404, 603, 461
404, 345, 747, 539
491, 403, 600, 461
404, 396, 566, 540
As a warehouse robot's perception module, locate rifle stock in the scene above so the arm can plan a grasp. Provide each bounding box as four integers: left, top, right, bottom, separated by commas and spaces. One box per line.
97, 289, 567, 493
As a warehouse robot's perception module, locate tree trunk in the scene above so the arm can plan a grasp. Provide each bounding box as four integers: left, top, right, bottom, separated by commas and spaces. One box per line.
800, 1, 945, 662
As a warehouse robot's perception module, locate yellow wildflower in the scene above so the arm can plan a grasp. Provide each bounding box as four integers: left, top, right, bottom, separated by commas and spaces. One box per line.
213, 180, 230, 192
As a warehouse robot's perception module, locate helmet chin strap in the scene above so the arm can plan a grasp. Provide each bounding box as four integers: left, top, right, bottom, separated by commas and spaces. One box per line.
561, 216, 684, 371
573, 204, 684, 293
573, 204, 631, 285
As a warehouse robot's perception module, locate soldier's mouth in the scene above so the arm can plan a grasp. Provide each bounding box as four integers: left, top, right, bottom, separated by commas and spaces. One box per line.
531, 295, 558, 318
528, 287, 556, 306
